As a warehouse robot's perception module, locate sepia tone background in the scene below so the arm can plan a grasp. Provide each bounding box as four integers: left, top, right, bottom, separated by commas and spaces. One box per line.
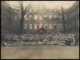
1, 1, 79, 59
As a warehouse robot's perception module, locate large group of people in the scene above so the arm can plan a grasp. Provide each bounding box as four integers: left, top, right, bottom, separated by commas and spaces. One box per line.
1, 33, 78, 46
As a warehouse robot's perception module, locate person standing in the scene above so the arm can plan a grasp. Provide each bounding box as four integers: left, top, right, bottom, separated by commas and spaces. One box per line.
75, 32, 79, 45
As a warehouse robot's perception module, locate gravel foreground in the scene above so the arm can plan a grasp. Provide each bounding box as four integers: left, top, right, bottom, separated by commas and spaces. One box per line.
1, 45, 79, 59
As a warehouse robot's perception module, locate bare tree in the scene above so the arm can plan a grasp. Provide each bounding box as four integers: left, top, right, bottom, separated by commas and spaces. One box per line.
1, 1, 17, 35
61, 7, 66, 34
15, 1, 31, 34
56, 7, 66, 34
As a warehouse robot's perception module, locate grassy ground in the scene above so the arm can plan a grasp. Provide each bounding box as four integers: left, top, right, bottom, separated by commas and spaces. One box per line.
1, 45, 79, 59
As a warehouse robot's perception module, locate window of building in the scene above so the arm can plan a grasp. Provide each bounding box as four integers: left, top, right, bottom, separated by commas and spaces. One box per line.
44, 24, 47, 27
29, 15, 32, 18
25, 17, 28, 20
49, 24, 52, 29
24, 15, 28, 20
71, 13, 74, 17
54, 15, 57, 18
54, 24, 57, 29
78, 8, 79, 13
24, 24, 27, 29
28, 15, 32, 20
39, 23, 43, 28
58, 15, 62, 19
29, 24, 32, 29
44, 15, 47, 18
70, 14, 72, 18
49, 15, 52, 19
73, 22, 75, 28
59, 24, 62, 29
39, 15, 42, 20
44, 15, 47, 19
34, 24, 37, 29
57, 24, 59, 29
65, 24, 67, 29
65, 16, 67, 20
69, 25, 71, 29
77, 20, 79, 27
73, 12, 75, 17
34, 15, 37, 20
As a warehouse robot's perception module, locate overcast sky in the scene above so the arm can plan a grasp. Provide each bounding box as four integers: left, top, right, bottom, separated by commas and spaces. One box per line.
7, 1, 76, 10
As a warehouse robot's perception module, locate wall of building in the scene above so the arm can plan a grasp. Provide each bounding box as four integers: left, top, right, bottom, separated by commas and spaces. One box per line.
23, 10, 64, 34
65, 1, 79, 33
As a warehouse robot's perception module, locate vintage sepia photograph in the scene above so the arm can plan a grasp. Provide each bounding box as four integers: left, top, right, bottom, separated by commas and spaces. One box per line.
1, 1, 79, 59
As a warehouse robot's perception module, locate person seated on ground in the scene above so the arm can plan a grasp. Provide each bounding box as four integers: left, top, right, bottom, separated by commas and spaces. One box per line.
65, 38, 72, 46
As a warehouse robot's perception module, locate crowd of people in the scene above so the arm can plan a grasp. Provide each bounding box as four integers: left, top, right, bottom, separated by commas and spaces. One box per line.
1, 33, 78, 46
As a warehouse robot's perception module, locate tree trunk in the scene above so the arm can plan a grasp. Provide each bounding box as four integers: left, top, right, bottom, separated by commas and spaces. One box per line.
62, 7, 66, 34
62, 15, 66, 34
20, 15, 24, 34
19, 3, 24, 34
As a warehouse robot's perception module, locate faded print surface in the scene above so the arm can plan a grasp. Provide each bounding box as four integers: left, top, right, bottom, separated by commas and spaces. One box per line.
1, 1, 79, 59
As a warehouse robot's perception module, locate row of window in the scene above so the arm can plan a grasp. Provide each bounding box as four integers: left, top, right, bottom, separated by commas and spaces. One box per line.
24, 24, 62, 29
25, 15, 58, 20
69, 8, 79, 18
68, 19, 79, 29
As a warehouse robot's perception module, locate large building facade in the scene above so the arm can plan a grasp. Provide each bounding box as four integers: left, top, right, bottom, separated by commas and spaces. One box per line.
65, 1, 79, 33
23, 9, 63, 34
23, 1, 79, 34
